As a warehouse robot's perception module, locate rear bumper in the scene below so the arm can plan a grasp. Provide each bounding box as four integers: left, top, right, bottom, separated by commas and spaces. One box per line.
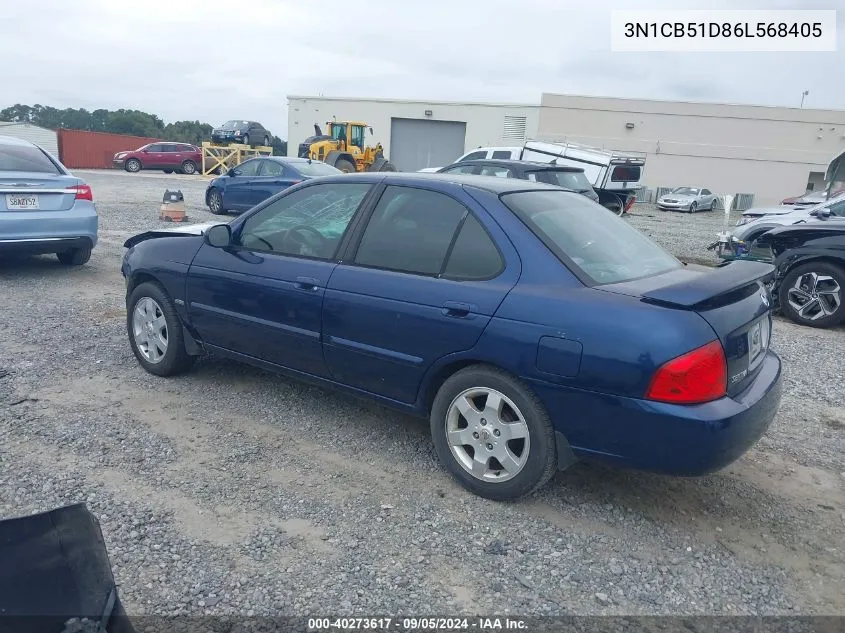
533, 349, 783, 476
0, 201, 98, 253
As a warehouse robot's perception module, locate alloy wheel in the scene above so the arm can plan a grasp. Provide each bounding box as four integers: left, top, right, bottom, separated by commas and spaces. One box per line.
445, 387, 530, 483
787, 272, 842, 321
132, 297, 169, 363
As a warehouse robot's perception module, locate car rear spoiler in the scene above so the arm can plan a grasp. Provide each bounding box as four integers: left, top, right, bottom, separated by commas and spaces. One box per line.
0, 503, 135, 633
641, 260, 775, 309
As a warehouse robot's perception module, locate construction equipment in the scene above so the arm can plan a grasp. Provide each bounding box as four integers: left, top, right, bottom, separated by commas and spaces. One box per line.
297, 121, 397, 173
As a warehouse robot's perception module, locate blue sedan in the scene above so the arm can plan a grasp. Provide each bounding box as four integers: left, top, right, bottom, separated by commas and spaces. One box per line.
122, 173, 783, 500
1, 135, 97, 265
205, 156, 342, 215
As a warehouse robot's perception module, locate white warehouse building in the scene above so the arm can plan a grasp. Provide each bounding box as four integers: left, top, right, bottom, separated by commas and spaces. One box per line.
287, 93, 845, 206
0, 122, 59, 159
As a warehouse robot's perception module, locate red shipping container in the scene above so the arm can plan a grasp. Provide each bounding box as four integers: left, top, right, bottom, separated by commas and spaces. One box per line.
57, 128, 162, 169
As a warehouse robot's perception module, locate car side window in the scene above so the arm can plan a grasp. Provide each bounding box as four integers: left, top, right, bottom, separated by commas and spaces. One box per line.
442, 213, 504, 281
702, 189, 712, 196
828, 200, 845, 216
491, 150, 512, 159
237, 183, 371, 259
354, 186, 468, 276
162, 144, 180, 152
235, 159, 260, 177
460, 151, 486, 161
479, 165, 512, 178
147, 144, 163, 152
257, 160, 284, 177
442, 164, 478, 175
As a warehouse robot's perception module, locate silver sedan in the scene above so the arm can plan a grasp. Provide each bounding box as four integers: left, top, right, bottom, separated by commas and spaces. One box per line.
657, 187, 718, 213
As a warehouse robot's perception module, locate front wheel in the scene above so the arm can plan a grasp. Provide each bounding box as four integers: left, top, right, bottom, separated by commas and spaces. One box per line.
127, 282, 195, 376
603, 202, 623, 216
430, 365, 558, 501
241, 134, 250, 146
689, 202, 698, 213
263, 136, 270, 147
207, 188, 224, 214
778, 262, 845, 329
125, 158, 142, 173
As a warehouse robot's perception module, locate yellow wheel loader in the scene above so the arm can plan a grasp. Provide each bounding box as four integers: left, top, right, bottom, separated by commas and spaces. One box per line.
296, 121, 398, 173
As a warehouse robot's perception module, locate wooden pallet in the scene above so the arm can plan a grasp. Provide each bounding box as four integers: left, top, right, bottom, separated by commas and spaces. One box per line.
201, 142, 273, 177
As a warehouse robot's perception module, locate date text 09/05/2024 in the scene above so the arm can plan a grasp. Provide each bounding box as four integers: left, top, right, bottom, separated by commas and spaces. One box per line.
308, 617, 528, 630
623, 21, 823, 38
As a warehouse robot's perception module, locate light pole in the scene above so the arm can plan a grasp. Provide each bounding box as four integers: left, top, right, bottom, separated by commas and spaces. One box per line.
800, 90, 809, 108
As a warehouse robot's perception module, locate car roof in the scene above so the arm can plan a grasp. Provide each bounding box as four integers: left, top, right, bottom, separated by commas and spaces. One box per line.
0, 135, 37, 147
452, 159, 584, 172
310, 171, 566, 194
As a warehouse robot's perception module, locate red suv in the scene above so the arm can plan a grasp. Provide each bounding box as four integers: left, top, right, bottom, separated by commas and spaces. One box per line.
113, 143, 203, 175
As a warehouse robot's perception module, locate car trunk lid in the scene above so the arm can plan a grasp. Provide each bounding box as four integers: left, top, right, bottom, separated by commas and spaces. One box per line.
0, 172, 83, 212
599, 260, 776, 397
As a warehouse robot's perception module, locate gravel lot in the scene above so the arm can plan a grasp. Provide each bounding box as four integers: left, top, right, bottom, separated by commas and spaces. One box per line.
1, 169, 844, 618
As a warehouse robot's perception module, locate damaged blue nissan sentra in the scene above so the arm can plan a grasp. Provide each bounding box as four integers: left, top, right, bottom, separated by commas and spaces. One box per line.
121, 172, 782, 501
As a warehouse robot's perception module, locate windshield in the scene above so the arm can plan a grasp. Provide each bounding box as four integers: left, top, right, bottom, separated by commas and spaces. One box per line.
501, 190, 682, 285
671, 187, 700, 195
0, 143, 61, 174
221, 120, 247, 130
292, 160, 343, 177
526, 170, 593, 192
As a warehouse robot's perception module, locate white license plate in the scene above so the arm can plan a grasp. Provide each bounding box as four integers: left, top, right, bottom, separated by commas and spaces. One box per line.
6, 194, 39, 210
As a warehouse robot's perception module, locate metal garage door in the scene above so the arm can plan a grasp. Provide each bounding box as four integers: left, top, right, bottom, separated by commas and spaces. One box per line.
389, 118, 467, 171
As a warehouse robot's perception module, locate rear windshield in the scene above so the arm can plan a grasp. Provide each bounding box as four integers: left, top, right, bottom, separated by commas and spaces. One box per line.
526, 170, 593, 192
0, 143, 61, 174
501, 190, 681, 285
611, 165, 641, 182
292, 161, 342, 177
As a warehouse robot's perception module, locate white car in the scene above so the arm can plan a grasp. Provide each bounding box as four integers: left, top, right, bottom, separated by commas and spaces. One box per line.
417, 146, 522, 172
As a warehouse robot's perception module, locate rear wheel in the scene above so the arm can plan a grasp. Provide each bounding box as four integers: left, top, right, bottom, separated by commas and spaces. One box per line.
241, 134, 250, 146
430, 365, 558, 501
778, 262, 845, 329
163, 169, 173, 174
125, 158, 142, 173
379, 161, 397, 172
207, 188, 224, 214
603, 201, 624, 216
127, 282, 195, 376
263, 136, 270, 147
181, 160, 197, 175
56, 248, 91, 266
710, 199, 717, 211
335, 159, 356, 173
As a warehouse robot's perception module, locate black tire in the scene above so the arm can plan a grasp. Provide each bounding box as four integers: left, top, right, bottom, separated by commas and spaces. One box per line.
710, 200, 717, 211
335, 158, 356, 173
689, 202, 697, 213
181, 160, 197, 175
126, 281, 195, 377
379, 161, 398, 172
430, 365, 558, 501
163, 169, 173, 174
263, 136, 270, 147
207, 188, 225, 214
125, 158, 142, 173
603, 202, 623, 216
242, 134, 250, 146
778, 261, 845, 329
56, 247, 91, 266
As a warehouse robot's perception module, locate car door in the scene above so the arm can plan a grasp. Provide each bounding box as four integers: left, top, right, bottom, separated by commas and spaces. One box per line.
700, 189, 713, 206
144, 143, 167, 168
252, 159, 296, 206
185, 181, 375, 376
224, 158, 261, 211
162, 144, 183, 169
322, 184, 520, 403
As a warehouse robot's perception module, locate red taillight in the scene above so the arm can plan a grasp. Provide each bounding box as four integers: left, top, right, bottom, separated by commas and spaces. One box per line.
645, 340, 727, 405
624, 195, 636, 212
71, 184, 93, 201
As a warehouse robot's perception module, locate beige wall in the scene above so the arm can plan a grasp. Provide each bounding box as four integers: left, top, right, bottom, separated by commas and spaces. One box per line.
537, 93, 845, 205
288, 96, 539, 163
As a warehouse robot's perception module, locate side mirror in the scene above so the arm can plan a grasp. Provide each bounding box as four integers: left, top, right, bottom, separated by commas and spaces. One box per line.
228, 168, 241, 177
812, 208, 831, 218
369, 127, 374, 134
204, 224, 232, 248
141, 149, 149, 153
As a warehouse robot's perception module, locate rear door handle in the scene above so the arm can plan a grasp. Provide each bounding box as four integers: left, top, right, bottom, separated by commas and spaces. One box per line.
442, 301, 472, 318
294, 276, 320, 291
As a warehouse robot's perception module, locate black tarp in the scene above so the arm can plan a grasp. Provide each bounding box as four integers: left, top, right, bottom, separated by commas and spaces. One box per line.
0, 503, 134, 633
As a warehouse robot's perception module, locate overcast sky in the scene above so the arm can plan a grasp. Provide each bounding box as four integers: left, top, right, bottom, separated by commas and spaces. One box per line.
4, 0, 843, 138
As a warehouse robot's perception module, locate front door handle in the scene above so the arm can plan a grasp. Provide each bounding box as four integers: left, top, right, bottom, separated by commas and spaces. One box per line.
294, 276, 320, 291
442, 301, 472, 318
